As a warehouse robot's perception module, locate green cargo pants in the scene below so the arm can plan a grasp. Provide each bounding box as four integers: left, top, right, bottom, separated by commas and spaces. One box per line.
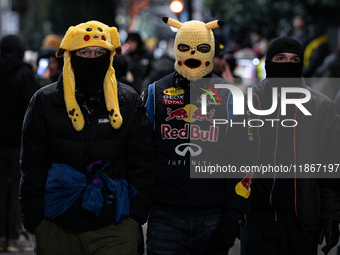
33, 218, 138, 255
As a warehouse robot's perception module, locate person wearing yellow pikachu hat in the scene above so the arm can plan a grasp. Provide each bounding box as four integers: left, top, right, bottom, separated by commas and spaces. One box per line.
19, 20, 154, 255
142, 17, 256, 255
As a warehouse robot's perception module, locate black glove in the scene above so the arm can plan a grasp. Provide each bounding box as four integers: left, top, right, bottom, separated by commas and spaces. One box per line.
318, 219, 340, 255
205, 215, 239, 255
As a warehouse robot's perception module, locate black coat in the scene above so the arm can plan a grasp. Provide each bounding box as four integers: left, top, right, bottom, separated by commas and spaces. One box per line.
249, 78, 340, 232
19, 77, 154, 232
0, 58, 38, 149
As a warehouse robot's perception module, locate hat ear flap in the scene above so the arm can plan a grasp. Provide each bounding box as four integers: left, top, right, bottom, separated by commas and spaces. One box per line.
56, 26, 76, 57
109, 27, 122, 55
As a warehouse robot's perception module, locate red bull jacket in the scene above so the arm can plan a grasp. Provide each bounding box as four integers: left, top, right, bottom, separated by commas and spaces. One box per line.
142, 72, 257, 222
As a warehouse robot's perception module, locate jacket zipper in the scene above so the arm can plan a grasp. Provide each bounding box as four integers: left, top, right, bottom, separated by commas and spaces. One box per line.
270, 93, 280, 221
83, 104, 92, 169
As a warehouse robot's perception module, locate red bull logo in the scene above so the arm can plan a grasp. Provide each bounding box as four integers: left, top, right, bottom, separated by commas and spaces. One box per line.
165, 108, 189, 121
161, 123, 219, 142
165, 104, 215, 123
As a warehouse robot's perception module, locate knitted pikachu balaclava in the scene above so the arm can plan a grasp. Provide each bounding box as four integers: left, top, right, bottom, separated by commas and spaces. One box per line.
162, 17, 224, 81
56, 20, 123, 131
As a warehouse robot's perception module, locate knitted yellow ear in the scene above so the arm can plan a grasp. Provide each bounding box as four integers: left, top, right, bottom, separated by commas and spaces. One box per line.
109, 27, 122, 55
56, 26, 76, 57
162, 16, 183, 29
104, 51, 123, 129
63, 51, 85, 131
205, 20, 224, 30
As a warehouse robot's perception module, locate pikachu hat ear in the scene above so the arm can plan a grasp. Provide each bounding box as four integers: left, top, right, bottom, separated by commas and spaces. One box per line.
109, 27, 122, 55
56, 26, 76, 57
205, 20, 224, 30
162, 16, 183, 29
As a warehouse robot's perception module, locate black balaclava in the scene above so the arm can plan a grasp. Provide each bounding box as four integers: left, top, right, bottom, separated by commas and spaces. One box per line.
71, 51, 110, 94
265, 36, 304, 78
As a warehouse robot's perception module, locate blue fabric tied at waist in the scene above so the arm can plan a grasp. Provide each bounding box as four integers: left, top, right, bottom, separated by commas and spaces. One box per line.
44, 160, 137, 222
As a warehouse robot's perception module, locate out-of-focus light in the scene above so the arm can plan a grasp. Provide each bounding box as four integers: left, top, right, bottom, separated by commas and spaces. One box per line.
170, 26, 178, 32
253, 58, 260, 65
170, 0, 184, 13
123, 43, 130, 50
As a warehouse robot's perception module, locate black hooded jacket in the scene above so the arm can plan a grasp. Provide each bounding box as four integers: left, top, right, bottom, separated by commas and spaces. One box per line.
249, 78, 340, 232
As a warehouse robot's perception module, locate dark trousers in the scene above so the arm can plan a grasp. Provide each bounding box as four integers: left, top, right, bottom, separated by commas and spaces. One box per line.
240, 215, 317, 255
0, 147, 22, 240
34, 218, 138, 255
146, 208, 226, 255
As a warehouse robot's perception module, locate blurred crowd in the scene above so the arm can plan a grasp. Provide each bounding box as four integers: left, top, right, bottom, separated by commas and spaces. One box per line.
19, 15, 340, 101
1, 14, 340, 252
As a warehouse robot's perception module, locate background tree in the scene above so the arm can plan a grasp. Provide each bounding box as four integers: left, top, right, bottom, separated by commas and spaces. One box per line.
204, 0, 340, 37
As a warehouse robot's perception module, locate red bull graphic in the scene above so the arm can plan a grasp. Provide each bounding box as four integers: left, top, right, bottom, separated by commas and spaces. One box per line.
235, 172, 253, 198
241, 172, 253, 191
161, 123, 219, 142
191, 108, 215, 123
165, 104, 215, 123
165, 108, 189, 121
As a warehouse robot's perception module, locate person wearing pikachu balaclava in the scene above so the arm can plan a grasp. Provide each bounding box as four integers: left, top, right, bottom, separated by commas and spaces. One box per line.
19, 20, 154, 255
142, 17, 257, 255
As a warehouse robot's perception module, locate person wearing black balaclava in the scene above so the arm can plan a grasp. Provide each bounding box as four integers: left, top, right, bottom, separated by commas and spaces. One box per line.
19, 21, 153, 255
240, 36, 340, 255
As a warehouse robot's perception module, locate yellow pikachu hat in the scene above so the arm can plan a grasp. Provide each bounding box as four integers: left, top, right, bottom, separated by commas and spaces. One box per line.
162, 17, 223, 81
56, 20, 123, 131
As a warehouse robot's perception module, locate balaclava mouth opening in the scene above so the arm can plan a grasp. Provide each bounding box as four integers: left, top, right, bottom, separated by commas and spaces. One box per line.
162, 17, 224, 81
265, 36, 304, 79
56, 20, 123, 131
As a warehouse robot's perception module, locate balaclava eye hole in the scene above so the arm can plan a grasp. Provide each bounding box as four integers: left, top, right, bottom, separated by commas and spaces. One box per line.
197, 44, 211, 53
178, 44, 190, 52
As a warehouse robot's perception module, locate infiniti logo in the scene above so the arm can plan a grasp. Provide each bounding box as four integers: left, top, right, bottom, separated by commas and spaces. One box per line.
175, 143, 202, 157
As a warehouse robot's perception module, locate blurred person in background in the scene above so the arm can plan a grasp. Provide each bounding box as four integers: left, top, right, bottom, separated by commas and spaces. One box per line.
36, 46, 64, 87
35, 34, 63, 87
0, 34, 39, 252
287, 15, 311, 51
124, 32, 154, 94
140, 39, 175, 92
113, 54, 134, 87
303, 20, 330, 77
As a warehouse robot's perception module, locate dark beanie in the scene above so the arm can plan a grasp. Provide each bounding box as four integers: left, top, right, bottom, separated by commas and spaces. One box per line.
0, 34, 26, 60
266, 36, 303, 64
125, 32, 144, 50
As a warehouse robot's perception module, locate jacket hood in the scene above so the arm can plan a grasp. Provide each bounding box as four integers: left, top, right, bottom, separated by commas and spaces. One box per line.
0, 57, 24, 84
